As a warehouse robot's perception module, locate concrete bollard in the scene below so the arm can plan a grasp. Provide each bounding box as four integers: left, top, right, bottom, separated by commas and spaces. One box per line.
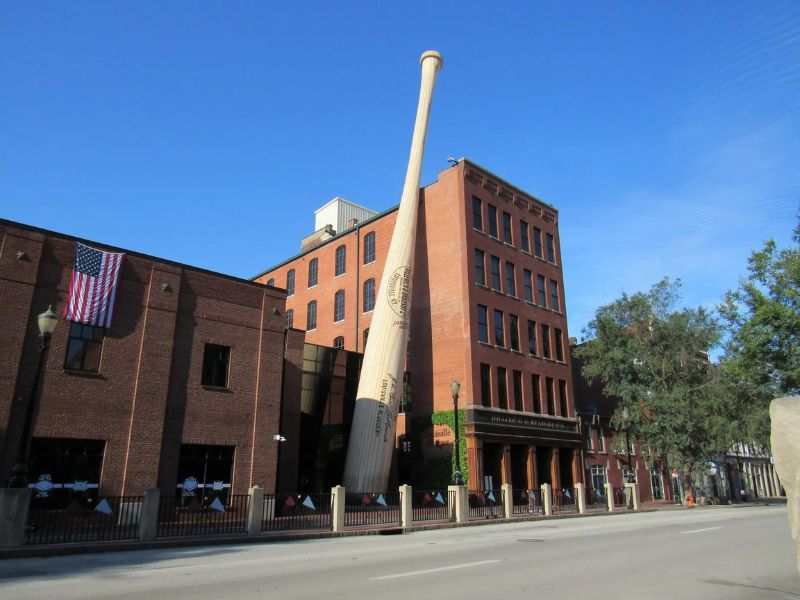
624, 482, 640, 510
502, 483, 513, 519
605, 482, 614, 512
138, 488, 160, 541
400, 485, 413, 528
0, 488, 31, 548
448, 485, 468, 523
332, 485, 345, 532
541, 483, 552, 516
575, 483, 586, 514
247, 486, 265, 536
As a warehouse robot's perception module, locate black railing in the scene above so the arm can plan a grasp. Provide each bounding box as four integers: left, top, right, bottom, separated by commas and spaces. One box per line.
157, 494, 249, 537
510, 489, 542, 515
551, 487, 578, 513
344, 492, 401, 527
585, 487, 607, 511
25, 496, 143, 545
613, 487, 628, 508
262, 492, 332, 531
411, 490, 452, 522
468, 490, 503, 519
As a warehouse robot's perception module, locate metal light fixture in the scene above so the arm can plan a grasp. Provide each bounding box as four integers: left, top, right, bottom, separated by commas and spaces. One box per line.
451, 379, 464, 486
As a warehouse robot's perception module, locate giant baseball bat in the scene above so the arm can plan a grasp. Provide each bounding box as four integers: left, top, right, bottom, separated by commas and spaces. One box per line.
342, 50, 443, 492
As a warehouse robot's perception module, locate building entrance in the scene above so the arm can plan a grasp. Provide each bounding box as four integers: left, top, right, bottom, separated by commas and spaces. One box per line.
558, 448, 574, 488
510, 446, 529, 489
482, 443, 503, 489
536, 447, 552, 485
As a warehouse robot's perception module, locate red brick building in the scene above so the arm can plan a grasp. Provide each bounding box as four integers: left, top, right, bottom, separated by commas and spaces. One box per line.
0, 219, 298, 502
254, 159, 582, 491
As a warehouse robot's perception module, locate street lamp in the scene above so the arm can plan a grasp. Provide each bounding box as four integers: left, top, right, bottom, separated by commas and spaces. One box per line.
8, 306, 58, 488
621, 407, 633, 483
450, 379, 464, 486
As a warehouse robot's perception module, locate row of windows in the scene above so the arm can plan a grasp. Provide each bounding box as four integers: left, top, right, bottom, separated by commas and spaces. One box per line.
585, 427, 635, 455
331, 328, 370, 351
272, 232, 377, 296
472, 197, 556, 263
476, 305, 565, 361
474, 249, 560, 311
285, 279, 376, 330
478, 364, 570, 417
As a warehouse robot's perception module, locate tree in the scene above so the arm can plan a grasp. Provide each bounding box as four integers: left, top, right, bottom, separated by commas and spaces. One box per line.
719, 219, 800, 448
574, 279, 731, 489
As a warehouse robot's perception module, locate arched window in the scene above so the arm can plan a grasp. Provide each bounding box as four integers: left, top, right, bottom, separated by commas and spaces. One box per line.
333, 290, 345, 322
286, 309, 294, 329
308, 258, 318, 288
333, 336, 344, 349
266, 278, 275, 287
363, 232, 376, 265
306, 301, 317, 331
363, 278, 375, 312
335, 245, 346, 276
362, 328, 369, 350
286, 269, 295, 296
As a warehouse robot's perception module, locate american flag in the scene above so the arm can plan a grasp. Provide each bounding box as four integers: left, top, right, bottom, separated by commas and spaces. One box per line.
63, 242, 124, 328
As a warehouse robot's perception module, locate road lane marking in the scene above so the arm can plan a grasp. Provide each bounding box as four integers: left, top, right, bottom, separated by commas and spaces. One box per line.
370, 559, 502, 581
680, 526, 722, 534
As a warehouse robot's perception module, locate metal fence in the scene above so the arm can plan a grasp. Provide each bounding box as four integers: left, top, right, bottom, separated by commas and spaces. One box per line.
468, 490, 503, 519
157, 494, 250, 537
344, 492, 401, 527
584, 487, 607, 511
25, 496, 143, 545
411, 490, 453, 522
262, 492, 332, 531
551, 487, 578, 513
508, 489, 542, 515
613, 487, 628, 508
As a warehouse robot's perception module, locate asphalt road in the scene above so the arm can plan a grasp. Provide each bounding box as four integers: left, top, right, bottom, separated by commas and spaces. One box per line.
0, 505, 797, 599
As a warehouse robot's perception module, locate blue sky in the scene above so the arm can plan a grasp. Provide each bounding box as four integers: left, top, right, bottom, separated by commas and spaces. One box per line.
2, 2, 798, 341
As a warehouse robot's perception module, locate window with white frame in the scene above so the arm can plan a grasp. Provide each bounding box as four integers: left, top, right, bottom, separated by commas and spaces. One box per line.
591, 465, 607, 491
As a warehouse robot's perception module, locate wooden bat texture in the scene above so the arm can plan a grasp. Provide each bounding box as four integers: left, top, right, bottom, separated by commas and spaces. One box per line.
342, 51, 443, 492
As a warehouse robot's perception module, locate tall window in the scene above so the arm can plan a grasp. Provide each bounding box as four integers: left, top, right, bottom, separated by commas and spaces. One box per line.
333, 336, 344, 349
545, 377, 555, 415
335, 245, 346, 276
555, 328, 564, 361
487, 204, 498, 238
474, 249, 486, 285
559, 379, 568, 416
523, 269, 533, 302
509, 314, 520, 352
497, 367, 508, 409
597, 427, 606, 452
527, 320, 537, 356
472, 197, 483, 231
494, 309, 505, 347
477, 305, 489, 343
531, 374, 541, 413
586, 426, 595, 451
546, 233, 555, 263
363, 328, 369, 349
541, 324, 551, 358
533, 227, 543, 258
334, 290, 345, 322
520, 220, 530, 253
491, 256, 501, 290
537, 275, 547, 308
363, 232, 376, 264
591, 465, 607, 490
307, 301, 317, 330
202, 343, 230, 388
64, 323, 103, 372
286, 269, 295, 296
363, 279, 375, 312
512, 370, 523, 411
480, 363, 491, 407
550, 280, 560, 312
505, 262, 516, 297
502, 212, 513, 244
286, 309, 294, 329
308, 258, 318, 288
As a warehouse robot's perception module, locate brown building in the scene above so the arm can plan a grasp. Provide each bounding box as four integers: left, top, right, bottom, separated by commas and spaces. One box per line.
0, 219, 298, 504
254, 159, 583, 492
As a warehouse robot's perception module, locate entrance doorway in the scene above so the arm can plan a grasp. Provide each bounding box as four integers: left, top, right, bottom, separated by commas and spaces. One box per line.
482, 443, 503, 489
558, 448, 574, 488
510, 446, 529, 489
536, 447, 552, 485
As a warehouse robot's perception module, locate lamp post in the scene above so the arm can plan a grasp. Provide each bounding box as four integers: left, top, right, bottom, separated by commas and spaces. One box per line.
621, 407, 633, 483
450, 379, 464, 486
8, 306, 58, 488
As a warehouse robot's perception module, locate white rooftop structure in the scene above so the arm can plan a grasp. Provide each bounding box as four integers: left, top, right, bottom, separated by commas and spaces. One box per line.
314, 197, 378, 234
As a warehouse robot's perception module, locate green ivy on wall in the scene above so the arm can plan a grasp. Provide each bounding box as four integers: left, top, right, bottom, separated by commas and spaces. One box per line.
431, 409, 468, 485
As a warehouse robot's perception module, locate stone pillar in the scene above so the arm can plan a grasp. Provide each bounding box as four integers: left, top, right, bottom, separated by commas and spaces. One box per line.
527, 446, 537, 489
502, 483, 513, 519
332, 485, 345, 532
571, 449, 582, 485
575, 482, 586, 514
449, 485, 468, 523
400, 484, 413, 528
0, 488, 31, 547
625, 482, 640, 510
605, 482, 614, 512
501, 445, 512, 486
551, 448, 561, 489
138, 488, 160, 541
541, 483, 552, 516
247, 486, 264, 536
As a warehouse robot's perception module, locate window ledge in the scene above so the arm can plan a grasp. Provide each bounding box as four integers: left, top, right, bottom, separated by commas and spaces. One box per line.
64, 369, 105, 380
476, 283, 489, 290
202, 385, 232, 393
507, 295, 519, 301
503, 242, 515, 249
510, 349, 523, 356
477, 340, 492, 347
494, 346, 510, 353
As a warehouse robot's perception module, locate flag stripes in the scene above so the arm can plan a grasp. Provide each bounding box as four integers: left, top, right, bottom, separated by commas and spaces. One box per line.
64, 243, 124, 328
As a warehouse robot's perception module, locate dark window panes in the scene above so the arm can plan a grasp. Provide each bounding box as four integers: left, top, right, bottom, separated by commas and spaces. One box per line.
546, 233, 555, 263
286, 309, 294, 329
521, 220, 529, 253
307, 301, 317, 330
505, 262, 516, 297
533, 227, 543, 258
502, 212, 513, 244
488, 204, 498, 238
334, 290, 345, 322
513, 370, 523, 411
497, 367, 508, 409
550, 280, 560, 312
524, 269, 533, 302
555, 328, 564, 362
546, 377, 555, 415
477, 305, 489, 343
363, 328, 369, 349
494, 309, 505, 347
474, 249, 486, 285
64, 323, 104, 373
527, 320, 537, 356
176, 444, 234, 506
308, 258, 318, 288
480, 363, 491, 407
28, 438, 106, 510
541, 324, 551, 359
537, 275, 547, 308
509, 314, 520, 352
531, 374, 541, 413
559, 379, 568, 417
491, 256, 501, 290
363, 279, 376, 312
333, 336, 344, 349
202, 343, 230, 388
335, 245, 346, 276
363, 232, 376, 265
286, 269, 295, 296
472, 197, 483, 231
266, 278, 274, 287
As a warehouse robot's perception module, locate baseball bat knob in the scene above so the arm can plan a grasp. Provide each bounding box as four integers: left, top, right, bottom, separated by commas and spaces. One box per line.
420, 50, 444, 70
